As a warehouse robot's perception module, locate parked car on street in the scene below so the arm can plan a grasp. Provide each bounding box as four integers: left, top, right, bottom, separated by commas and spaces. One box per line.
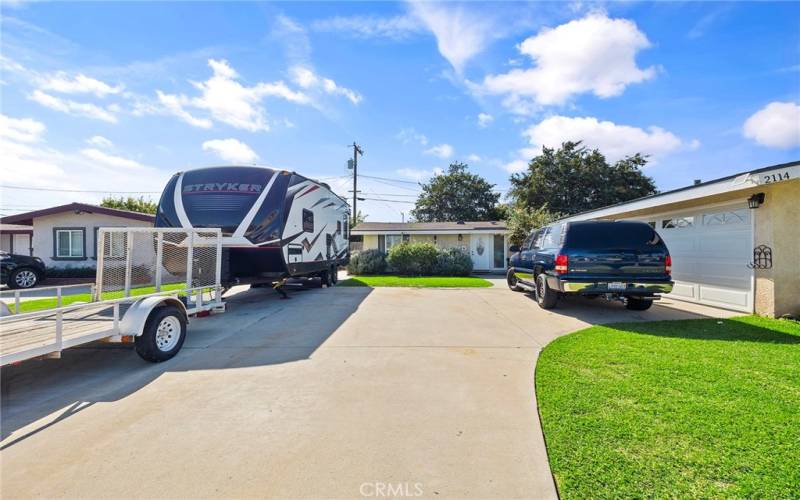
507, 220, 673, 310
1, 251, 47, 289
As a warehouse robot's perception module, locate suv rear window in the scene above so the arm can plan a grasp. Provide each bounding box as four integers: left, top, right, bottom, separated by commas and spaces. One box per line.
564, 222, 662, 249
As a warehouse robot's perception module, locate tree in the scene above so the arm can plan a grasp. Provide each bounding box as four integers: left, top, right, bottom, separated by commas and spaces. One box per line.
100, 196, 158, 215
505, 204, 560, 246
352, 210, 368, 227
508, 142, 657, 216
411, 162, 501, 222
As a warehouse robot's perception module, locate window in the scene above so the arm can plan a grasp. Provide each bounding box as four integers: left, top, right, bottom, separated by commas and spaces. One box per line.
343, 218, 349, 239
385, 234, 402, 250
302, 209, 314, 232
661, 217, 694, 229
55, 229, 85, 258
94, 228, 126, 259
493, 234, 504, 269
539, 224, 565, 249
703, 209, 748, 226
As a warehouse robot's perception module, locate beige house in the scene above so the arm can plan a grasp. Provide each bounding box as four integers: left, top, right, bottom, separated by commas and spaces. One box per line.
351, 221, 509, 272
0, 203, 155, 269
560, 160, 799, 317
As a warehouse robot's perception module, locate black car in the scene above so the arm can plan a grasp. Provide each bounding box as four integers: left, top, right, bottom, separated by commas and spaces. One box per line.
507, 220, 673, 310
1, 251, 47, 289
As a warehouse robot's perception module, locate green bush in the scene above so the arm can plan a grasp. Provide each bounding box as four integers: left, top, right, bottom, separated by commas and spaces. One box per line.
434, 248, 473, 276
46, 266, 96, 278
347, 249, 387, 275
387, 242, 440, 275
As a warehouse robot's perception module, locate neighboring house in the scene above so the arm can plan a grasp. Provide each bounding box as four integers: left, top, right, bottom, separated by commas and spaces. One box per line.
560, 160, 799, 317
0, 203, 155, 269
0, 224, 33, 256
351, 221, 508, 272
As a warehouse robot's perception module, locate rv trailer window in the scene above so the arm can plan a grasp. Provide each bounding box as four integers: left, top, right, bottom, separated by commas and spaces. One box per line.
302, 209, 314, 232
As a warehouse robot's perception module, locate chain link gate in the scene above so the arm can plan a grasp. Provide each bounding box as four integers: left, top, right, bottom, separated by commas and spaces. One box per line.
95, 228, 223, 305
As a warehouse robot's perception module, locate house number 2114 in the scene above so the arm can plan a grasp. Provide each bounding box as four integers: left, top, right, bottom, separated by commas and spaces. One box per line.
763, 172, 790, 183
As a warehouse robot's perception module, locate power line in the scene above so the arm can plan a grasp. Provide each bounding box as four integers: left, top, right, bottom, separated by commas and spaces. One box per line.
357, 174, 420, 185
359, 192, 419, 198
1, 184, 161, 194
359, 197, 414, 204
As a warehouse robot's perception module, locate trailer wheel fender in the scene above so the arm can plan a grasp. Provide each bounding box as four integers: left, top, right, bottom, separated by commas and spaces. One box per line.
120, 297, 188, 337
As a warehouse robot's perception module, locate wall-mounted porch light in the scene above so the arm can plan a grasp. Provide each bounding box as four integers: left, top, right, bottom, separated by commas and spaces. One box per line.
457, 234, 463, 241
747, 192, 765, 209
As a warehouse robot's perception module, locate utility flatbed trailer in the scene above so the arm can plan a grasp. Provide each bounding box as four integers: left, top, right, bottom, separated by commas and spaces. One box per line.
0, 228, 225, 365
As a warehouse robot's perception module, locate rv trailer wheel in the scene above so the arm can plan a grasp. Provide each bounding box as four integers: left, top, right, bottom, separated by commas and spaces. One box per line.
134, 305, 187, 362
330, 265, 338, 285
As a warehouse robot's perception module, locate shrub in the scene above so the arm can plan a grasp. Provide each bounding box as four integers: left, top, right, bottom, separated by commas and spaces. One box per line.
46, 266, 96, 278
387, 242, 439, 275
434, 248, 473, 276
347, 249, 387, 275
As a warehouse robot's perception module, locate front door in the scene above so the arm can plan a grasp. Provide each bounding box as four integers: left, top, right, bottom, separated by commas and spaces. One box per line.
470, 234, 493, 270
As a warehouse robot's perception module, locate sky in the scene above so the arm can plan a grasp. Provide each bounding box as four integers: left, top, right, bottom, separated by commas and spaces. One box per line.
1, 1, 798, 222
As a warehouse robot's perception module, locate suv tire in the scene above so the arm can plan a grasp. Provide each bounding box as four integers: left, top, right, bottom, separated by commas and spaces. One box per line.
9, 267, 40, 289
626, 297, 653, 311
506, 269, 522, 292
535, 274, 558, 309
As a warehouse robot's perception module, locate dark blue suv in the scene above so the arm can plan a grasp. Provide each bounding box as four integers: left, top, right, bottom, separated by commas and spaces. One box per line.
507, 220, 673, 310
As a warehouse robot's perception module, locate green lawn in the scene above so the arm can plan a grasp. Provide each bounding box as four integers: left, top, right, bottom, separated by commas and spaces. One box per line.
7, 282, 191, 314
535, 316, 800, 499
338, 275, 493, 288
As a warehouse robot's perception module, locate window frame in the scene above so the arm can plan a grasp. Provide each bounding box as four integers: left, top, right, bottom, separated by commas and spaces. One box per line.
93, 227, 127, 260
302, 209, 314, 233
53, 227, 87, 260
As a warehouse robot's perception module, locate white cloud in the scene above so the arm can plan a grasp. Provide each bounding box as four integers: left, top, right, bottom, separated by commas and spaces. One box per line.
86, 135, 113, 148
155, 90, 212, 129
743, 101, 800, 149
40, 72, 123, 97
424, 143, 454, 159
408, 1, 498, 73
29, 89, 118, 123
80, 148, 147, 169
396, 167, 443, 181
289, 66, 362, 104
0, 114, 45, 143
202, 138, 259, 164
503, 159, 529, 174
522, 115, 685, 163
477, 112, 494, 128
396, 127, 428, 146
311, 14, 423, 40
0, 115, 166, 210
466, 154, 481, 163
478, 13, 656, 110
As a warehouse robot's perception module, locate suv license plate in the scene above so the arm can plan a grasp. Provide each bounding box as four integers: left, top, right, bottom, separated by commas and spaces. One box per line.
608, 282, 626, 291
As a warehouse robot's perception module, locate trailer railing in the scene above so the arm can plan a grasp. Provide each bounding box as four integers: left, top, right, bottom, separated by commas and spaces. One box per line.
1, 283, 95, 315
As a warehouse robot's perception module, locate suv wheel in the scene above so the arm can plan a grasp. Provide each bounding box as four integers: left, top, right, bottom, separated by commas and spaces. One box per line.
9, 268, 40, 289
626, 297, 653, 311
535, 274, 558, 309
506, 269, 522, 292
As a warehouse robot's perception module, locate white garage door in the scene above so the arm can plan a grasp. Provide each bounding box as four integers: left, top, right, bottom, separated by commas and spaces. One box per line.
630, 203, 754, 312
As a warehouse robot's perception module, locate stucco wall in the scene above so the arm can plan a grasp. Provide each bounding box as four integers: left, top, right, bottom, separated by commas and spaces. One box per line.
754, 180, 800, 317
33, 212, 153, 268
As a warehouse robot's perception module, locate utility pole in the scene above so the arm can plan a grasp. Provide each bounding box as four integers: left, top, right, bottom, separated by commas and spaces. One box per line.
349, 142, 363, 225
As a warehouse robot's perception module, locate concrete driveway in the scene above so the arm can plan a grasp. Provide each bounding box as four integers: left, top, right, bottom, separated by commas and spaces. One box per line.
1, 281, 736, 499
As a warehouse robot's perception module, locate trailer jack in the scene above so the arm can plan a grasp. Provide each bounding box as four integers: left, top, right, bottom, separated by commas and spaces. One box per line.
273, 278, 290, 299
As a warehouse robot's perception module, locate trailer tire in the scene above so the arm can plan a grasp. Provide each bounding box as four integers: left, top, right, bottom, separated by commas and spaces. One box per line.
330, 265, 338, 285
134, 305, 187, 362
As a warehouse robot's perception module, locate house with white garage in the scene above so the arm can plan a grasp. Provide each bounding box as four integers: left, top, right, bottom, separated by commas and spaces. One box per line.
0, 224, 33, 256
351, 221, 509, 272
0, 203, 155, 269
559, 160, 799, 318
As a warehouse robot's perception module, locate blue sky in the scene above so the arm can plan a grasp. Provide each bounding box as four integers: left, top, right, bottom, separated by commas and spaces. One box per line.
1, 1, 798, 221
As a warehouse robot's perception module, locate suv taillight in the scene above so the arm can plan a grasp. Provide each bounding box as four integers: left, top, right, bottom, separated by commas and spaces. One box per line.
555, 254, 568, 274
665, 255, 672, 275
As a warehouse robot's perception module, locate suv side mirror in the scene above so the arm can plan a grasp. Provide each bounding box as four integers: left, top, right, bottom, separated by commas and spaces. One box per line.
509, 245, 520, 253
